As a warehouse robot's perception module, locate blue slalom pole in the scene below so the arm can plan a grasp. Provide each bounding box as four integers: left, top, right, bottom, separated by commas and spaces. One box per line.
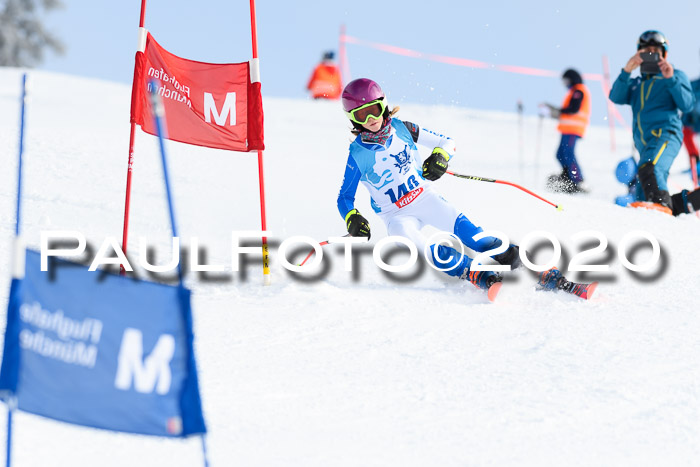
149, 81, 208, 465
7, 72, 27, 467
5, 401, 13, 467
148, 81, 183, 285
200, 435, 210, 467
5, 410, 10, 467
15, 73, 27, 237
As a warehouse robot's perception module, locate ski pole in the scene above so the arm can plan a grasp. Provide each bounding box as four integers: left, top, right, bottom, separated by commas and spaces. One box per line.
534, 105, 546, 186
298, 234, 351, 266
517, 100, 524, 180
446, 170, 563, 211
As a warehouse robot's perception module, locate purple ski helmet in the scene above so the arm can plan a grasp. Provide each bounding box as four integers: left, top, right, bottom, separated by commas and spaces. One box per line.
342, 78, 385, 112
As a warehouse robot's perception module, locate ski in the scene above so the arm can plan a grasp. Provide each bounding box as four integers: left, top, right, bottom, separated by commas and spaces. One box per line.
486, 281, 502, 302
465, 270, 503, 302
629, 201, 673, 215
536, 267, 598, 300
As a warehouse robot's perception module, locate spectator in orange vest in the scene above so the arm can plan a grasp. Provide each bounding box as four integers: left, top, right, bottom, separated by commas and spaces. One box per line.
307, 51, 342, 100
542, 69, 591, 193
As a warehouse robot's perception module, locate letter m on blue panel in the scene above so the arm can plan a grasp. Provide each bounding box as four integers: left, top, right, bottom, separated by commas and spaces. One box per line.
0, 249, 206, 437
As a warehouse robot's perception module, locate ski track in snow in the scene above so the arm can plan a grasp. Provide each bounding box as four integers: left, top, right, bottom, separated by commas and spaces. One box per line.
0, 69, 698, 466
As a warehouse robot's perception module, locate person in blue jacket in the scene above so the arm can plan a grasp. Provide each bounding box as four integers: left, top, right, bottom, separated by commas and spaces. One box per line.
336, 78, 520, 297
609, 30, 695, 213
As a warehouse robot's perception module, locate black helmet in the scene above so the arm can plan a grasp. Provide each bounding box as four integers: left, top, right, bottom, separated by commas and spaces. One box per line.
562, 69, 583, 87
323, 50, 335, 61
637, 30, 668, 56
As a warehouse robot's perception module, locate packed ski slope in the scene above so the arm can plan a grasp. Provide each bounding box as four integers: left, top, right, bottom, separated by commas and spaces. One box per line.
0, 69, 698, 466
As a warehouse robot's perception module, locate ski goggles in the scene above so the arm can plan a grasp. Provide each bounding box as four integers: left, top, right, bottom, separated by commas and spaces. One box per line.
637, 30, 668, 52
346, 99, 386, 125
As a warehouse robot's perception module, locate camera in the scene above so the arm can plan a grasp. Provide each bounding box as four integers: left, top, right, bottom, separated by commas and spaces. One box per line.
640, 52, 661, 75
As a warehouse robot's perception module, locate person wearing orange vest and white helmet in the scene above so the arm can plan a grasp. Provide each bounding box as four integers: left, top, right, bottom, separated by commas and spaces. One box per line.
306, 51, 342, 100
543, 69, 591, 193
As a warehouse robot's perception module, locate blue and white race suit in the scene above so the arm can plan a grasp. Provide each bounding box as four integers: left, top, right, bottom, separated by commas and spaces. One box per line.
336, 118, 505, 278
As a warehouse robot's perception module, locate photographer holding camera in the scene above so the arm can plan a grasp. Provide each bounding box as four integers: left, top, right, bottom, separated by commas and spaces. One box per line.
609, 30, 695, 214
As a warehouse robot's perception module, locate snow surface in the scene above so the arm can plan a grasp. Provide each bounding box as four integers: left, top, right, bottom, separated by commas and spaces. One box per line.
0, 68, 699, 466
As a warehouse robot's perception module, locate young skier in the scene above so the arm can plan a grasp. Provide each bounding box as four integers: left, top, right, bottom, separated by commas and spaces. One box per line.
335, 78, 522, 299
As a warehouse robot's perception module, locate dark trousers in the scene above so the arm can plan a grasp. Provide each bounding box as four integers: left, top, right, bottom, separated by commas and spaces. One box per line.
556, 134, 583, 184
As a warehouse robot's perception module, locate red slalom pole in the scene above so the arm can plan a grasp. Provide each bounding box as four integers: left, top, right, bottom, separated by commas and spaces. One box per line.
249, 0, 271, 285
120, 0, 148, 274
339, 24, 351, 86
602, 55, 616, 153
447, 170, 563, 210
684, 127, 699, 189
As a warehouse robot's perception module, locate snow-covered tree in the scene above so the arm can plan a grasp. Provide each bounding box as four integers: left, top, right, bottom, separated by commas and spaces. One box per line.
0, 0, 64, 67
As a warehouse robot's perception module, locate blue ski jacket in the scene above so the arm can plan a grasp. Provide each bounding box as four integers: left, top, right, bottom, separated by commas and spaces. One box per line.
609, 68, 695, 149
